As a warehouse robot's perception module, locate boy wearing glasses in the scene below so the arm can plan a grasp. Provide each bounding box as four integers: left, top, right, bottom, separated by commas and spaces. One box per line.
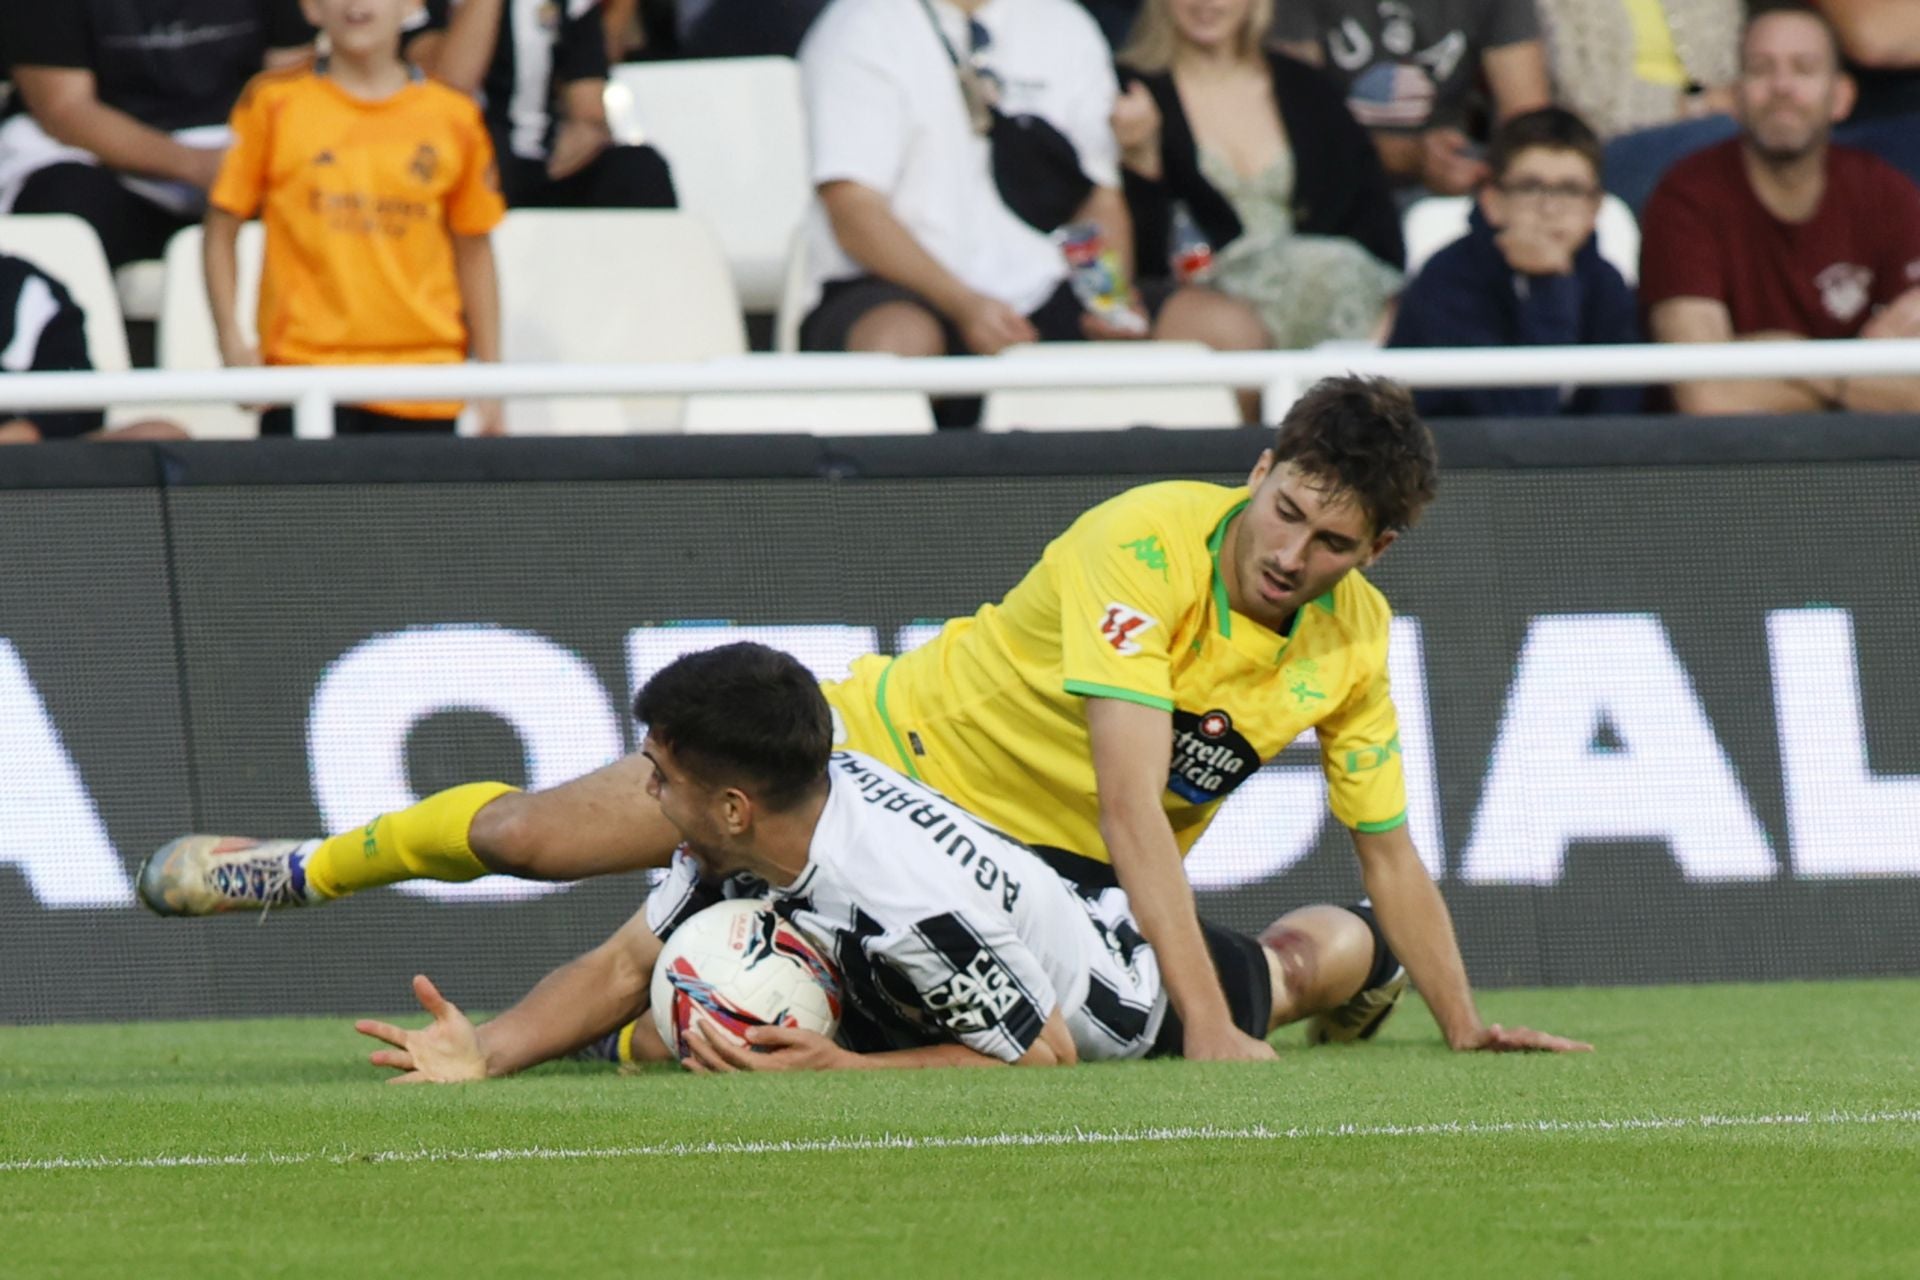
1388, 106, 1643, 416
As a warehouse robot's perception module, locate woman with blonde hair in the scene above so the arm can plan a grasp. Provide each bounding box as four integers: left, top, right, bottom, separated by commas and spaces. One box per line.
1114, 0, 1403, 347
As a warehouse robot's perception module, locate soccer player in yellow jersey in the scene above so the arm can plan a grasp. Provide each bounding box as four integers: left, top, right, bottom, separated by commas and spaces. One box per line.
205, 0, 507, 437
142, 376, 1588, 1058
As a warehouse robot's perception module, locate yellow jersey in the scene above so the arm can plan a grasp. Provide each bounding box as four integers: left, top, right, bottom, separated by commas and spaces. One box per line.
210, 65, 506, 418
823, 481, 1408, 864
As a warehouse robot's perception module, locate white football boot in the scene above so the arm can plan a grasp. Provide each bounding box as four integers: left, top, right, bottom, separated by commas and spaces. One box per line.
136, 835, 321, 916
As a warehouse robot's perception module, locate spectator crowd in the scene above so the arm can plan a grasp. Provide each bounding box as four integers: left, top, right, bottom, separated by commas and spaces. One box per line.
1, 0, 1918, 440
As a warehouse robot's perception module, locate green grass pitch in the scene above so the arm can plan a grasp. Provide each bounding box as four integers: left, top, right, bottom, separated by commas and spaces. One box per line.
4, 980, 1917, 1279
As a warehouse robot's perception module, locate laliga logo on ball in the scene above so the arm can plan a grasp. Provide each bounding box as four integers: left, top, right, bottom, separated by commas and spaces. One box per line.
650, 899, 842, 1063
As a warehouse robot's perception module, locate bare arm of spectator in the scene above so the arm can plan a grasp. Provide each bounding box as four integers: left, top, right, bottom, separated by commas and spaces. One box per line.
1373, 128, 1487, 194
545, 3, 619, 181
1482, 40, 1553, 121
203, 207, 258, 370
818, 180, 1037, 354
454, 233, 505, 435
1836, 288, 1920, 412
1818, 0, 1920, 67
13, 67, 226, 190
409, 0, 505, 97
1649, 298, 1835, 413
546, 80, 615, 180
1273, 40, 1323, 64
602, 0, 642, 63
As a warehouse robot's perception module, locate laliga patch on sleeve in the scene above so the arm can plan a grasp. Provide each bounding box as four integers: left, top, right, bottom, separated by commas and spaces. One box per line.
1099, 603, 1158, 655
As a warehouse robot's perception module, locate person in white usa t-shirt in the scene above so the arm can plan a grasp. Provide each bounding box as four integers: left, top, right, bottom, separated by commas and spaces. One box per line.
352, 643, 1548, 1083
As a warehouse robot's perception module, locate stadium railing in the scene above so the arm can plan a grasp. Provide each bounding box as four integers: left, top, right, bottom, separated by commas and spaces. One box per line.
6, 340, 1920, 438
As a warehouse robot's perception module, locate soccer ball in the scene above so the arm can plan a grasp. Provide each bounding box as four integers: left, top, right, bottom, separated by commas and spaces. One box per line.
650, 898, 842, 1062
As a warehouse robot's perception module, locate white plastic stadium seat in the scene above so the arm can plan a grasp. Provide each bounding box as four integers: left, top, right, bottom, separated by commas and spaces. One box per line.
982, 342, 1238, 431
1402, 194, 1642, 284
492, 209, 747, 434
0, 212, 131, 373
772, 223, 810, 354
1594, 196, 1642, 284
115, 258, 168, 323
154, 222, 266, 438
606, 58, 809, 313
160, 211, 746, 437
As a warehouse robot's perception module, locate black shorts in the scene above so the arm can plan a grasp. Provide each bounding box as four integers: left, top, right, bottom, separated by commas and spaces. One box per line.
799, 276, 1088, 353
800, 275, 1176, 354
1148, 922, 1273, 1055
1030, 844, 1272, 1055
258, 406, 458, 437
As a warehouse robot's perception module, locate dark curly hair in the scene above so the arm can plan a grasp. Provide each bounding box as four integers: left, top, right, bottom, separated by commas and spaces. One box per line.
1269, 375, 1438, 534
633, 643, 831, 811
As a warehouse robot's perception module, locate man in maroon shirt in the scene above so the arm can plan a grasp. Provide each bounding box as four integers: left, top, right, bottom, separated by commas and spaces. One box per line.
1641, 1, 1920, 414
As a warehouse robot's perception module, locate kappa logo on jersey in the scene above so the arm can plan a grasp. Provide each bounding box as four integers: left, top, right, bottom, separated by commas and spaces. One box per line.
924, 953, 1022, 1034
1099, 603, 1157, 655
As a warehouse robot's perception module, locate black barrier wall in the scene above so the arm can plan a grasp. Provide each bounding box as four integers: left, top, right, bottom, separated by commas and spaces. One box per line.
3, 420, 1919, 1024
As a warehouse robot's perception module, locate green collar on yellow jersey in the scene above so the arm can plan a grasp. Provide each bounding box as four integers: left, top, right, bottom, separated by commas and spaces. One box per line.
1207, 497, 1335, 651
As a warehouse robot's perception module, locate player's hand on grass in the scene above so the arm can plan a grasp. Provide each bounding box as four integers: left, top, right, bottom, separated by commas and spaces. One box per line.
1182, 1021, 1279, 1062
1453, 1023, 1593, 1053
354, 974, 489, 1083
682, 1019, 856, 1073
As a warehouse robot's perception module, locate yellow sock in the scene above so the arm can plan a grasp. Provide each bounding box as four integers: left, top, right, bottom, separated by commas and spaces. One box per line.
615, 1019, 641, 1065
301, 782, 518, 900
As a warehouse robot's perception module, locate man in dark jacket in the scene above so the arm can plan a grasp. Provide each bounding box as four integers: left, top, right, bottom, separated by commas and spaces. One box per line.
1389, 107, 1644, 416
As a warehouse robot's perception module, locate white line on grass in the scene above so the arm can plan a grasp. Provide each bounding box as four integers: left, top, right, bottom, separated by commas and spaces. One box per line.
4, 1108, 1917, 1174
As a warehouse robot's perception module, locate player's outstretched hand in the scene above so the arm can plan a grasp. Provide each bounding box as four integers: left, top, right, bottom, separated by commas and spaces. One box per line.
1183, 1022, 1279, 1062
354, 974, 489, 1083
1456, 1023, 1593, 1053
682, 1019, 855, 1074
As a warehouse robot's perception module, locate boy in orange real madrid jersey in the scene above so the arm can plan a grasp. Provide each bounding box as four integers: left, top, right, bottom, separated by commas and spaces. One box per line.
205, 0, 506, 436
143, 376, 1588, 1059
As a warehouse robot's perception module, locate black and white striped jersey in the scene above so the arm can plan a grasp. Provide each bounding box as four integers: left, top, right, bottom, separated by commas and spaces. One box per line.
643, 750, 1169, 1062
